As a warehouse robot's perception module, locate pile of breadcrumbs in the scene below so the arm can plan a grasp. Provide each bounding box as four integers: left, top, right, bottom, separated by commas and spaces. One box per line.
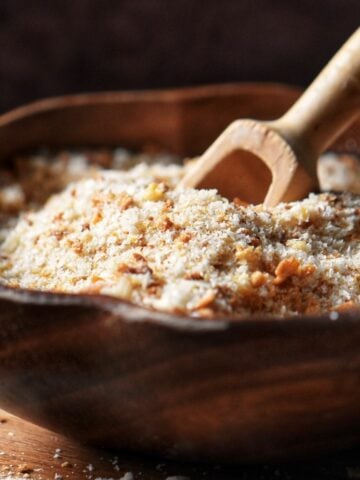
0, 149, 359, 318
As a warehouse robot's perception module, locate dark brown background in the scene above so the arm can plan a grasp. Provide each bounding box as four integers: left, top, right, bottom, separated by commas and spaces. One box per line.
1, 0, 360, 113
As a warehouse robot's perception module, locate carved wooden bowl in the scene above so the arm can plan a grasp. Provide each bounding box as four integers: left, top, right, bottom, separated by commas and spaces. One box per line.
0, 84, 359, 463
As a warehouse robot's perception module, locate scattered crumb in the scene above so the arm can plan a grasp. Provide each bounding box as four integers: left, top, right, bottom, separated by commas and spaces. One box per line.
53, 448, 62, 459
17, 465, 33, 474
119, 473, 134, 480
318, 152, 360, 194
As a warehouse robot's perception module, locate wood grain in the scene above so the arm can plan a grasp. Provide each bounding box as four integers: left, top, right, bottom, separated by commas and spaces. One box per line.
1, 408, 360, 480
0, 84, 302, 161
1, 292, 360, 463
0, 408, 195, 480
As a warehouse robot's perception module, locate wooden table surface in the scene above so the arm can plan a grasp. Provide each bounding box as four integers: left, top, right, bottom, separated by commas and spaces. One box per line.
0, 408, 359, 480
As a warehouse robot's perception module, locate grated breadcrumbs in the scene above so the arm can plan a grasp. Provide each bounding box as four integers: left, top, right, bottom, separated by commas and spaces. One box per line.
0, 148, 359, 318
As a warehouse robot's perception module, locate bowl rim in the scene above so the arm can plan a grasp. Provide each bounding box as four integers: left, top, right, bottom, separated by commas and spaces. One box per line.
0, 82, 302, 126
0, 82, 358, 332
1, 273, 359, 333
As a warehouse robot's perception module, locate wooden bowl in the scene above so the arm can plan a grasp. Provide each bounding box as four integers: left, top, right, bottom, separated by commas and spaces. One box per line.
0, 84, 359, 463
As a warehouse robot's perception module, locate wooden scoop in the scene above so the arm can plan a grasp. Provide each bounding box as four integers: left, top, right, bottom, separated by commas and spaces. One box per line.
179, 29, 360, 206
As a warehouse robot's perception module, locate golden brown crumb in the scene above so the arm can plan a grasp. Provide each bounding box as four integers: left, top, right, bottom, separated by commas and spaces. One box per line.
119, 193, 135, 211
236, 246, 262, 268
195, 307, 216, 318
184, 271, 204, 280
159, 216, 175, 231
233, 197, 249, 207
274, 257, 302, 285
250, 271, 268, 288
143, 182, 165, 201
193, 289, 217, 310
332, 301, 358, 311
178, 231, 192, 243
92, 211, 103, 224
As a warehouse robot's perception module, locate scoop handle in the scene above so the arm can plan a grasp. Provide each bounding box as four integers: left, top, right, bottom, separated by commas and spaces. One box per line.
274, 28, 360, 176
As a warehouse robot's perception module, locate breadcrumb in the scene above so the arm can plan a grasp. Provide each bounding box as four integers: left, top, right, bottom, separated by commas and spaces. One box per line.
0, 148, 359, 318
